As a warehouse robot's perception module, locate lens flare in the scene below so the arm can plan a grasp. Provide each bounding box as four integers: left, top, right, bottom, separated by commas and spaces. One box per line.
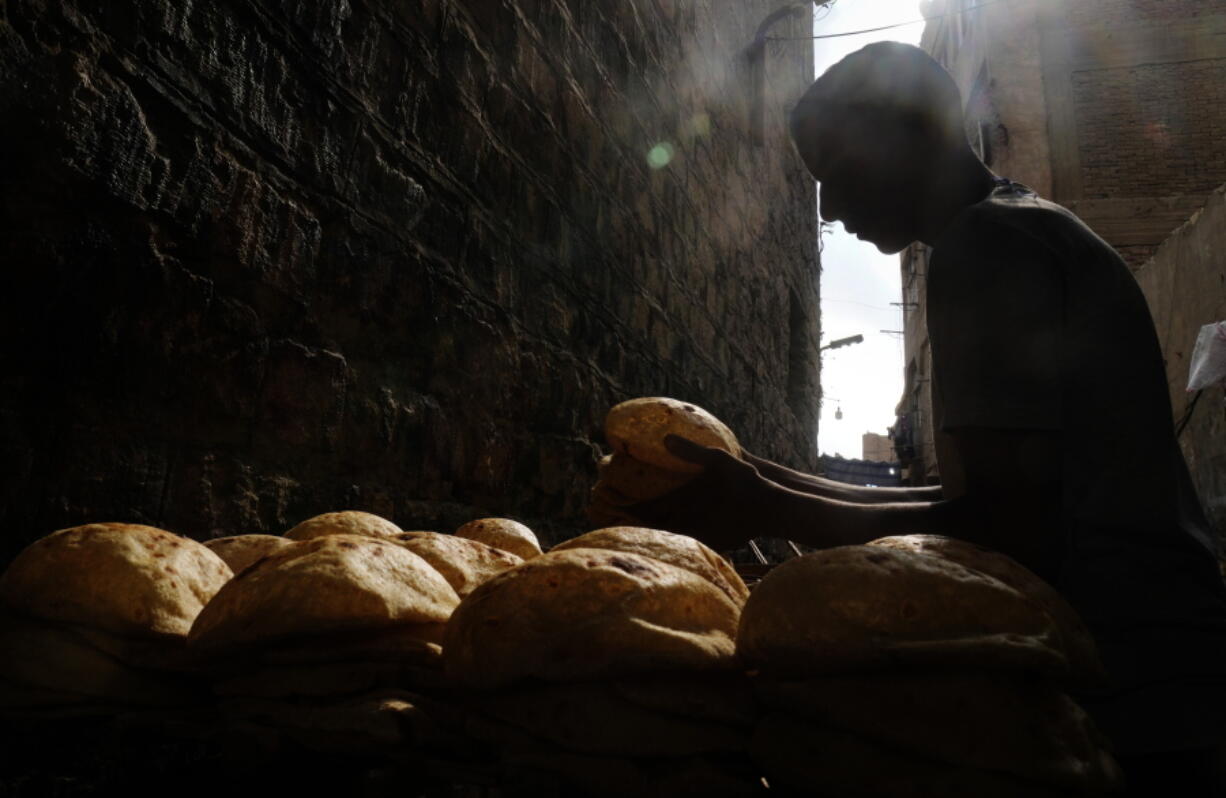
647, 142, 675, 169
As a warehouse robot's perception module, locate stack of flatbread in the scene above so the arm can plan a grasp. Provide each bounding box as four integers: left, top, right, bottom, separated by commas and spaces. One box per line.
187, 530, 462, 756
0, 523, 232, 718
588, 397, 741, 527
741, 540, 1124, 796
867, 534, 1107, 684
442, 527, 765, 797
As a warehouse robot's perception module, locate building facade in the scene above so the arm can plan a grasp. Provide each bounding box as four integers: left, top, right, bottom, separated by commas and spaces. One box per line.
1133, 185, 1226, 546
861, 431, 896, 465
896, 0, 1226, 485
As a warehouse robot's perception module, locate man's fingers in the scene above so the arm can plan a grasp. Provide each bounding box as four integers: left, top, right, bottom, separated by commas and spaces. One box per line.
663, 435, 757, 481
741, 450, 769, 469
662, 433, 717, 464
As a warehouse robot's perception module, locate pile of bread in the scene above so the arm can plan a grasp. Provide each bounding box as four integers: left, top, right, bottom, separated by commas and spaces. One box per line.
441, 526, 762, 795
0, 513, 540, 753
0, 397, 1125, 795
743, 537, 1122, 796
0, 523, 230, 717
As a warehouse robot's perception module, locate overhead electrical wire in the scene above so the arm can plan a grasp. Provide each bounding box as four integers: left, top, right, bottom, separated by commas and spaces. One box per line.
770, 0, 1017, 42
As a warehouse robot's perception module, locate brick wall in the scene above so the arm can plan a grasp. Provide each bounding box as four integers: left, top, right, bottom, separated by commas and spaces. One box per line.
1049, 4, 1226, 269
0, 0, 819, 559
1072, 61, 1226, 201
1115, 246, 1162, 272
1066, 50, 1226, 268
1065, 0, 1223, 27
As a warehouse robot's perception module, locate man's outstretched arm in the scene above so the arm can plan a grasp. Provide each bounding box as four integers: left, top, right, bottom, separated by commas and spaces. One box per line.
743, 450, 944, 503
631, 431, 1062, 580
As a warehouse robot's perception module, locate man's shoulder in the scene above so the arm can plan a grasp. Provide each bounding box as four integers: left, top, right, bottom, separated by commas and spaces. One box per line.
952, 183, 1081, 235
976, 187, 1086, 231
936, 183, 1108, 264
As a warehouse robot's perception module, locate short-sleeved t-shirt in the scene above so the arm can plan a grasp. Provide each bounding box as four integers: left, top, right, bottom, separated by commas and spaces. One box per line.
926, 179, 1226, 754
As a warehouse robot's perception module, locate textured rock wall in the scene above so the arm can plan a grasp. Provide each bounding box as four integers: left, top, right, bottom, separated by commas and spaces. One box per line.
0, 1, 819, 557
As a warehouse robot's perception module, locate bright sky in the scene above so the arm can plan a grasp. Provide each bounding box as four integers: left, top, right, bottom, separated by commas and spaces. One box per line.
808, 0, 925, 459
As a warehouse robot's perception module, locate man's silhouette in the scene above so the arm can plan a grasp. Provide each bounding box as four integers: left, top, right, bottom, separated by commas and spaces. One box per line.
634, 42, 1226, 794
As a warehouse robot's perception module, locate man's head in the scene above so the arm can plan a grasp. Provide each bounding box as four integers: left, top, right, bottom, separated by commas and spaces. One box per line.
789, 42, 982, 252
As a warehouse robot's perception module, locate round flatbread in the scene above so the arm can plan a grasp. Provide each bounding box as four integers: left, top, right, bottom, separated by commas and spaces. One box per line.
188, 535, 459, 652
867, 534, 1104, 681
596, 453, 694, 502
392, 531, 523, 597
444, 548, 741, 688
283, 511, 403, 542
0, 610, 194, 707
604, 397, 740, 474
204, 534, 294, 575
0, 523, 232, 638
453, 518, 542, 560
737, 546, 1067, 677
551, 527, 749, 605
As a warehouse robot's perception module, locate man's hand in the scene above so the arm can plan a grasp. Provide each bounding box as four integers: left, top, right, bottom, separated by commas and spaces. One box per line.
623, 434, 778, 552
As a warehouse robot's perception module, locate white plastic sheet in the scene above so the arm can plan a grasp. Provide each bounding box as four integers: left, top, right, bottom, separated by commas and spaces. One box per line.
1187, 321, 1226, 392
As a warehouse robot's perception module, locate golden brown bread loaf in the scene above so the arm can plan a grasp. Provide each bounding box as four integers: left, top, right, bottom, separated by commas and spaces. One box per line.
0, 523, 232, 639
283, 510, 403, 542
0, 610, 193, 707
188, 535, 459, 653
391, 531, 523, 597
866, 534, 1104, 682
604, 397, 740, 474
595, 453, 695, 502
453, 517, 542, 560
551, 527, 749, 605
444, 548, 741, 688
736, 546, 1068, 677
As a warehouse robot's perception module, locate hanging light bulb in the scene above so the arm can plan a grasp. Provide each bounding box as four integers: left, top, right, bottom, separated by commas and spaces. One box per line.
835, 405, 844, 420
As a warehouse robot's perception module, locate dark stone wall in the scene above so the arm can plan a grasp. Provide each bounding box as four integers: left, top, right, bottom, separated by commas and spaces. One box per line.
0, 1, 819, 557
